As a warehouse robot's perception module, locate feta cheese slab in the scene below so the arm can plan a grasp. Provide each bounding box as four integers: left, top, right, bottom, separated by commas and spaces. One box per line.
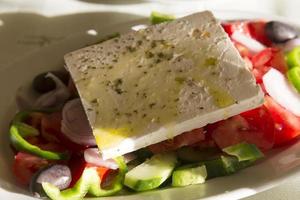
64, 11, 264, 159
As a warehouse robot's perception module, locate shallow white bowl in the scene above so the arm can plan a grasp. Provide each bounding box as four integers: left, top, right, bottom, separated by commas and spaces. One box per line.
1, 10, 300, 200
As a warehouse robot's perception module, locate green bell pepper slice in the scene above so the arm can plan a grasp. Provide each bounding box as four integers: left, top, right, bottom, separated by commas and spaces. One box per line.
286, 46, 300, 69
10, 111, 69, 160
42, 157, 127, 200
150, 11, 175, 25
287, 67, 300, 93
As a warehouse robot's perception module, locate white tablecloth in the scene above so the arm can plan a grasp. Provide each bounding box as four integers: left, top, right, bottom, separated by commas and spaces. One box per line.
0, 0, 300, 199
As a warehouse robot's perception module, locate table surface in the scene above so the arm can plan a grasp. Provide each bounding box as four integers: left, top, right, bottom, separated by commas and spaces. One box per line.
1, 0, 300, 199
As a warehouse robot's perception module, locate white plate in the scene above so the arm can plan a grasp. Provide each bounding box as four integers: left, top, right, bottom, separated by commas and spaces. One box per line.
1, 10, 300, 200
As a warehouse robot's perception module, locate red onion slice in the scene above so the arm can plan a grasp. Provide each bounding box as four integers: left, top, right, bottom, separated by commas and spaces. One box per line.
232, 31, 266, 53
61, 98, 96, 146
34, 73, 70, 109
281, 38, 300, 52
84, 148, 136, 169
263, 68, 300, 116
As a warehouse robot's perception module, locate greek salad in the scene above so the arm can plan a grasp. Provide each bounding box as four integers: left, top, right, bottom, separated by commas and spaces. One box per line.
9, 12, 300, 200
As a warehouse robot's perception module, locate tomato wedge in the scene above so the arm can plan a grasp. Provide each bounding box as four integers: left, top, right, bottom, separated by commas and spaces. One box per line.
248, 21, 272, 46
234, 42, 253, 58
251, 48, 287, 83
148, 128, 205, 153
13, 152, 49, 185
222, 21, 251, 36
68, 154, 113, 188
41, 112, 86, 151
211, 106, 274, 151
264, 96, 300, 145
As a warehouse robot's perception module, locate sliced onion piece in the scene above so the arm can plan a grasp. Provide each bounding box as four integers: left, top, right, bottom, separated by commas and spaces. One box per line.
263, 68, 300, 116
61, 98, 95, 146
84, 148, 136, 169
232, 31, 266, 53
281, 38, 300, 52
34, 73, 70, 108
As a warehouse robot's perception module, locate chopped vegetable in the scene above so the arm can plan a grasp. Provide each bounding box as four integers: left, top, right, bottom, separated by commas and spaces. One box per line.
211, 106, 275, 151
124, 153, 177, 191
84, 148, 136, 169
41, 112, 85, 152
148, 128, 205, 153
32, 71, 69, 94
281, 38, 300, 52
34, 73, 71, 109
222, 21, 251, 37
222, 142, 264, 162
265, 21, 298, 43
286, 46, 300, 69
231, 31, 265, 53
287, 67, 300, 92
248, 21, 272, 46
42, 157, 127, 200
150, 11, 175, 25
251, 48, 287, 83
263, 68, 300, 117
10, 111, 69, 160
30, 165, 72, 198
200, 143, 263, 179
13, 152, 49, 185
172, 165, 207, 187
61, 99, 95, 146
264, 95, 300, 145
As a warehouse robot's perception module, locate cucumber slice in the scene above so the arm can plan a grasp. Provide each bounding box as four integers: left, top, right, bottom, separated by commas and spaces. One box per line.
202, 156, 238, 178
172, 165, 207, 187
124, 153, 177, 192
222, 142, 264, 162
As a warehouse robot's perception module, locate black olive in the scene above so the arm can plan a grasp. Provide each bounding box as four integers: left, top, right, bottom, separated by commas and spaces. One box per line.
32, 70, 69, 94
29, 164, 72, 198
265, 21, 298, 43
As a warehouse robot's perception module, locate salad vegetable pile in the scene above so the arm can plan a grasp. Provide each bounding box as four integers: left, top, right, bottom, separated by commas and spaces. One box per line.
9, 12, 300, 200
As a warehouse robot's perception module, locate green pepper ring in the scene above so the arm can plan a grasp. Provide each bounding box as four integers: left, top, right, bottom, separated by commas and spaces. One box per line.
286, 46, 300, 69
42, 157, 127, 199
287, 67, 300, 93
10, 111, 69, 160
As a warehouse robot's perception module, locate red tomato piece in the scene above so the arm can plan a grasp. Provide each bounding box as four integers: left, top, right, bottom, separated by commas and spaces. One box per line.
222, 21, 251, 36
148, 128, 205, 153
264, 96, 300, 145
68, 155, 86, 187
211, 106, 274, 151
251, 48, 287, 83
248, 21, 272, 46
13, 152, 49, 185
24, 112, 44, 130
26, 136, 66, 153
68, 155, 113, 188
234, 42, 253, 58
41, 112, 86, 152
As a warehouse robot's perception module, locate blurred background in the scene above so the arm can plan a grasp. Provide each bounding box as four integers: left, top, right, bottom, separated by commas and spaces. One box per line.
1, 0, 300, 18
1, 0, 300, 68
0, 0, 300, 199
